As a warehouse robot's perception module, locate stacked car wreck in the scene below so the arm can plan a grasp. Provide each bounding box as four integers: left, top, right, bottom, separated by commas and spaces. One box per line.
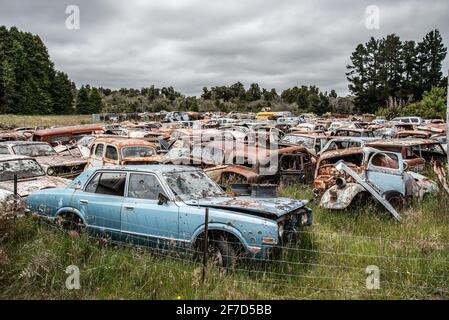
0, 111, 446, 265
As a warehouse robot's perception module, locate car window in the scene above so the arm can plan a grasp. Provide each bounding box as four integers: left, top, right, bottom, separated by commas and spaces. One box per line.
95, 144, 104, 157
0, 147, 10, 155
370, 153, 399, 169
105, 146, 119, 160
128, 173, 164, 200
85, 172, 126, 196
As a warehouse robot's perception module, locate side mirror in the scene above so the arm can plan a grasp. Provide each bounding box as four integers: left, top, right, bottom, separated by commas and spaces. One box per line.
403, 162, 409, 171
158, 193, 169, 205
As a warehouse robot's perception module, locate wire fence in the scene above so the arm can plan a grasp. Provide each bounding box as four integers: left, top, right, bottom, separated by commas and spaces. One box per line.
25, 209, 449, 299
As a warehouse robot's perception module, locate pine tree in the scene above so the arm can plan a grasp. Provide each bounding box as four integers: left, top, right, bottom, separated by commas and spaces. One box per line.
76, 85, 91, 114
89, 87, 103, 114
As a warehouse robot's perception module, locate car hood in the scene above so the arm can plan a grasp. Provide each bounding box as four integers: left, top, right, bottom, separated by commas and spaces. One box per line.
184, 196, 308, 220
35, 155, 87, 169
0, 176, 70, 197
122, 155, 164, 164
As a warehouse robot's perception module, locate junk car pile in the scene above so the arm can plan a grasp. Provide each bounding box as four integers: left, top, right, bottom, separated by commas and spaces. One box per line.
1, 113, 446, 265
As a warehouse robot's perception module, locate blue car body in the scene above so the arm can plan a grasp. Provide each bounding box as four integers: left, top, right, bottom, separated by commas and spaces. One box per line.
26, 165, 312, 259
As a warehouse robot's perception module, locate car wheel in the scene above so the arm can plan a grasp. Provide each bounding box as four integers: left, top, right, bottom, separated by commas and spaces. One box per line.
60, 213, 85, 232
208, 236, 236, 270
384, 191, 406, 209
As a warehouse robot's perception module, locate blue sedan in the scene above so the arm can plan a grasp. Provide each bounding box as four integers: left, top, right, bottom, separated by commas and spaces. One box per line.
26, 165, 312, 267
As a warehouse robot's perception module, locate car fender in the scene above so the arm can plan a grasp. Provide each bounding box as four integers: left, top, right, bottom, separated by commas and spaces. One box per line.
320, 183, 366, 210
191, 222, 251, 249
55, 207, 87, 225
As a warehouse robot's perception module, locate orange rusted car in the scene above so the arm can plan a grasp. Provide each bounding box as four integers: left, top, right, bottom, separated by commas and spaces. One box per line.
86, 138, 163, 168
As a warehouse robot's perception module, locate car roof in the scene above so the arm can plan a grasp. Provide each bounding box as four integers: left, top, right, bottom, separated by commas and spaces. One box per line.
0, 141, 49, 146
86, 164, 200, 174
93, 138, 157, 147
366, 138, 437, 147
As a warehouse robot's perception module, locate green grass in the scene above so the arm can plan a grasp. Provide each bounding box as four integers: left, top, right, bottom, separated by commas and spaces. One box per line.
0, 114, 93, 129
0, 185, 448, 300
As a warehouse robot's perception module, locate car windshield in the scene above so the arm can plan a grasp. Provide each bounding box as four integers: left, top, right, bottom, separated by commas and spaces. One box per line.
281, 135, 315, 148
121, 146, 156, 158
12, 144, 56, 156
0, 159, 45, 182
77, 136, 96, 147
163, 170, 225, 201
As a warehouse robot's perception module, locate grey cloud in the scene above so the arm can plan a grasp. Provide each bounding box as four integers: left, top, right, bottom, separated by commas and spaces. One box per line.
0, 0, 447, 96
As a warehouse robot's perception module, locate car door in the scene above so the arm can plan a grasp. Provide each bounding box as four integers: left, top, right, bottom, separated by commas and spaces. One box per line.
90, 143, 105, 167
104, 145, 120, 166
73, 171, 126, 237
120, 172, 180, 247
366, 151, 405, 195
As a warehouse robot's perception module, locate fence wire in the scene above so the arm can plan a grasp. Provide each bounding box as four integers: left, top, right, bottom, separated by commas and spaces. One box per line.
23, 213, 449, 299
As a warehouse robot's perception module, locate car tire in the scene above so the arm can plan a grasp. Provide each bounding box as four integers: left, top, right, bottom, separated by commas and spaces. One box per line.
209, 236, 236, 270
60, 213, 84, 232
384, 191, 406, 209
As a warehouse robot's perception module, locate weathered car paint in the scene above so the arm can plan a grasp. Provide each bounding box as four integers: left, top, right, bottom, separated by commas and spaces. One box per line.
26, 165, 312, 260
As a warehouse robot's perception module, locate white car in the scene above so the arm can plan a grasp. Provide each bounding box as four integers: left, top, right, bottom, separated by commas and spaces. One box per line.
391, 117, 423, 126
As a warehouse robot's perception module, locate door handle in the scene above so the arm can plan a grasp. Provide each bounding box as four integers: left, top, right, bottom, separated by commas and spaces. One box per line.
124, 205, 135, 211
79, 199, 89, 205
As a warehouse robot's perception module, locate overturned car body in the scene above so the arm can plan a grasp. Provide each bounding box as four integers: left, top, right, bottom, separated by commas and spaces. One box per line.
319, 147, 438, 218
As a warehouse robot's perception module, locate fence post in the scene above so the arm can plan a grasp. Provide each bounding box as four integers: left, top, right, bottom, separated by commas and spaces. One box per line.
13, 173, 17, 196
202, 207, 209, 283
446, 69, 448, 170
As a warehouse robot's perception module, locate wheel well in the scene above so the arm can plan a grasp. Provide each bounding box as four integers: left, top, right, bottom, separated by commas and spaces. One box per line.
57, 211, 85, 225
194, 229, 244, 254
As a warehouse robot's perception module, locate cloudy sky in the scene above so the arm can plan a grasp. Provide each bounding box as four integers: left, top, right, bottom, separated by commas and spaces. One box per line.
1, 0, 448, 96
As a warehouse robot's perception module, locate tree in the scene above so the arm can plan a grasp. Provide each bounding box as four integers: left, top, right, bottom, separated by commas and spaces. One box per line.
246, 83, 262, 101
51, 71, 74, 114
416, 30, 447, 98
0, 26, 78, 114
347, 30, 447, 113
76, 85, 91, 114
89, 87, 103, 114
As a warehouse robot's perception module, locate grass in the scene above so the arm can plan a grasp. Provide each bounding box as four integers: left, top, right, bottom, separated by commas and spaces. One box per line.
0, 184, 448, 300
0, 114, 93, 129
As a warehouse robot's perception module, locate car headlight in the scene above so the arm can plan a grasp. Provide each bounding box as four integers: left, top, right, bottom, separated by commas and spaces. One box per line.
47, 168, 55, 176
278, 224, 284, 238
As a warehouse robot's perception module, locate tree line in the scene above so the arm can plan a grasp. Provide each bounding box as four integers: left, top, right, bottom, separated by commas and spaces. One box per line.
99, 83, 335, 114
0, 26, 102, 115
0, 26, 447, 116
346, 29, 447, 114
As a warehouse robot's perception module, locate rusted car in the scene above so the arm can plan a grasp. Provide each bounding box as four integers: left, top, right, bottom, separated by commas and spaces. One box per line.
365, 139, 447, 172
86, 138, 163, 167
394, 130, 432, 139
330, 128, 375, 137
0, 130, 31, 142
289, 123, 327, 134
0, 155, 69, 201
279, 133, 328, 156
32, 124, 104, 146
313, 147, 365, 196
318, 137, 380, 155
319, 149, 438, 215
165, 140, 316, 186
0, 141, 87, 178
